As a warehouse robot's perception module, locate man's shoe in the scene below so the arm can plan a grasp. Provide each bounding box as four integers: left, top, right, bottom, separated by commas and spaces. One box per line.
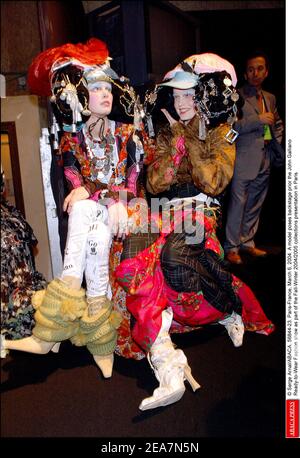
226, 251, 243, 264
240, 247, 267, 257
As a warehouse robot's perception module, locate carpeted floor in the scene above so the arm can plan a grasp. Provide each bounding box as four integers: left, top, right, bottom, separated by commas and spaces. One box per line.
1, 248, 285, 441
1, 169, 286, 444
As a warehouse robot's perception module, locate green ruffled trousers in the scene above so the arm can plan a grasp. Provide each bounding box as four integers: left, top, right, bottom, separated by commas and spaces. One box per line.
33, 278, 122, 356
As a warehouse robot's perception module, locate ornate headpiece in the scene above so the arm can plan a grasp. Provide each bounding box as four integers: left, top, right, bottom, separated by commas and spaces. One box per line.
144, 53, 240, 142
28, 38, 142, 149
163, 53, 237, 87
84, 63, 118, 86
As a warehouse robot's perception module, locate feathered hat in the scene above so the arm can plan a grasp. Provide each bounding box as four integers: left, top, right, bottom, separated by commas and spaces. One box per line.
28, 38, 140, 138
27, 38, 110, 97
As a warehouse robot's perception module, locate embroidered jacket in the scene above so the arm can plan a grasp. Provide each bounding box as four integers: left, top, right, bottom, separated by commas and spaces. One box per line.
58, 122, 145, 202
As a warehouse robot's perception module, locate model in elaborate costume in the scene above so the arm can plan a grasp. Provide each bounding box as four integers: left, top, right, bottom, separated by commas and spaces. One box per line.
0, 38, 146, 377
115, 53, 274, 410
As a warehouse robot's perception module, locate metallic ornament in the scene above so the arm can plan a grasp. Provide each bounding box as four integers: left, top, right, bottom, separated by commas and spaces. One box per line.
231, 92, 239, 102
82, 109, 91, 116
223, 77, 232, 87
225, 127, 239, 144
222, 87, 232, 98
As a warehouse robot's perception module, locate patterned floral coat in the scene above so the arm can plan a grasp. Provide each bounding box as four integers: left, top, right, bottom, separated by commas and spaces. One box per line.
58, 122, 154, 360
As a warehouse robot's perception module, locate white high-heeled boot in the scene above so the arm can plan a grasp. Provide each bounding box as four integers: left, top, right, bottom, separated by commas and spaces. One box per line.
139, 308, 200, 411
219, 311, 244, 347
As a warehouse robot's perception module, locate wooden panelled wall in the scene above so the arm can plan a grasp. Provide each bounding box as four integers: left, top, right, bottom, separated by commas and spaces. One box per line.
1, 0, 86, 97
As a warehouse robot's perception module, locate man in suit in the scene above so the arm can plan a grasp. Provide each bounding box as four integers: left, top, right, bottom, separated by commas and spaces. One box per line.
224, 51, 284, 264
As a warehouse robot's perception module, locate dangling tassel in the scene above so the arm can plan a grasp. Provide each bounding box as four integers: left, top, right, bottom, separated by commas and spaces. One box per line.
133, 96, 144, 131
133, 108, 140, 131
198, 113, 208, 140
50, 121, 56, 136
50, 114, 60, 151
132, 133, 143, 172
53, 137, 59, 150
76, 102, 84, 124
146, 114, 155, 137
71, 105, 77, 133
225, 105, 239, 144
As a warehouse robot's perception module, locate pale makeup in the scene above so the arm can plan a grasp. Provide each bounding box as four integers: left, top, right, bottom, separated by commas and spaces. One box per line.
88, 81, 113, 117
173, 88, 196, 122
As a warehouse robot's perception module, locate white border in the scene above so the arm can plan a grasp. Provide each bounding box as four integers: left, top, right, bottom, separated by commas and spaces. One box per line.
286, 0, 300, 438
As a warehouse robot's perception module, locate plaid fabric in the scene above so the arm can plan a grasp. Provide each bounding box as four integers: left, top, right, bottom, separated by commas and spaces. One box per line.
153, 182, 201, 200
121, 231, 159, 261
160, 228, 242, 315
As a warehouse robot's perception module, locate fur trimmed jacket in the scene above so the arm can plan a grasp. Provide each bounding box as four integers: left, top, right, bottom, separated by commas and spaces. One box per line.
147, 115, 236, 197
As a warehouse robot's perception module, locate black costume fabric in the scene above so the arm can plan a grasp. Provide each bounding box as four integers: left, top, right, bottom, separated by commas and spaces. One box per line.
1, 199, 47, 339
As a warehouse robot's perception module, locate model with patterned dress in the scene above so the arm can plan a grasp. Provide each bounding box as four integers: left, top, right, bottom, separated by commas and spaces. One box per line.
0, 38, 147, 377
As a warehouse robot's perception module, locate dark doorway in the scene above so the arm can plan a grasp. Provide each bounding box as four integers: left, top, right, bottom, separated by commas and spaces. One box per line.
1, 121, 25, 217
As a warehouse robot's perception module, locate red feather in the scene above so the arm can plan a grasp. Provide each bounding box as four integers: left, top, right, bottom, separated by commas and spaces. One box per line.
28, 38, 109, 96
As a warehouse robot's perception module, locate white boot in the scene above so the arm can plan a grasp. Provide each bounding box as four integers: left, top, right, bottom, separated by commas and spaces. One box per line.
219, 311, 244, 347
139, 308, 200, 411
0, 334, 60, 357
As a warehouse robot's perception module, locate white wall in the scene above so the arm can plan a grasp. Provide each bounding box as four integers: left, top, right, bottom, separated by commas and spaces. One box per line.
1, 95, 52, 281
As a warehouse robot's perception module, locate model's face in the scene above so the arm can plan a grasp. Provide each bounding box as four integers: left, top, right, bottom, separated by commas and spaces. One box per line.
88, 81, 113, 117
173, 88, 196, 122
245, 57, 268, 88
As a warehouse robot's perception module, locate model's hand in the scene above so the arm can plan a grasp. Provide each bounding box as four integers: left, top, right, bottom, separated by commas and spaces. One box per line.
161, 109, 177, 126
108, 201, 129, 239
63, 186, 89, 213
259, 112, 275, 125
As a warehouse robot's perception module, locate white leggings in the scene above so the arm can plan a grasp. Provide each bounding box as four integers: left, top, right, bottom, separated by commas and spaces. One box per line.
61, 200, 112, 297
